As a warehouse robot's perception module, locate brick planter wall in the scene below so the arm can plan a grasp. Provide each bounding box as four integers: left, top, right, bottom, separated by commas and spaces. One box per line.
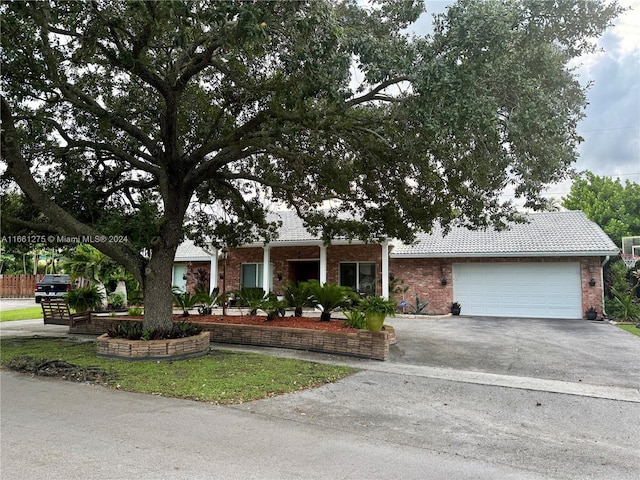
201, 323, 396, 361
96, 331, 210, 361
73, 317, 395, 361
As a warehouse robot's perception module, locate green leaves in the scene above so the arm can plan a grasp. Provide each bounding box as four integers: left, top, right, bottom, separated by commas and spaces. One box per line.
562, 171, 640, 247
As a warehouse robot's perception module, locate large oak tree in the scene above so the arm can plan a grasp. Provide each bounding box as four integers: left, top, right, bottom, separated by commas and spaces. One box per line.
1, 0, 621, 329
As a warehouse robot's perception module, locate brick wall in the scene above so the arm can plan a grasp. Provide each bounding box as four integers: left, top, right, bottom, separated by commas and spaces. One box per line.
202, 322, 395, 360
390, 256, 605, 318
186, 248, 606, 319
389, 258, 450, 314
214, 244, 383, 294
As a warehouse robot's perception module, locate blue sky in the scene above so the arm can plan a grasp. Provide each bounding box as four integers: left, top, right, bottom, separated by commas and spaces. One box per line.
414, 0, 640, 201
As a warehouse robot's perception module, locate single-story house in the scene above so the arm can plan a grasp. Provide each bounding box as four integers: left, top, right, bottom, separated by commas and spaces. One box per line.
174, 210, 619, 319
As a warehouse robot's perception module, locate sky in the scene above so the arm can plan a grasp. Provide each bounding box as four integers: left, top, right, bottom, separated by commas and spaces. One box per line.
413, 0, 640, 203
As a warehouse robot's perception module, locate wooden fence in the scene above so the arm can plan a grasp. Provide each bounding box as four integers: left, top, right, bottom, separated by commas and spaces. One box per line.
0, 274, 41, 298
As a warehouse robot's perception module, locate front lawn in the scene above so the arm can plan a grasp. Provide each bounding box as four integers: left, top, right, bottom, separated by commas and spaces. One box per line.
618, 324, 640, 337
0, 306, 43, 322
0, 337, 355, 404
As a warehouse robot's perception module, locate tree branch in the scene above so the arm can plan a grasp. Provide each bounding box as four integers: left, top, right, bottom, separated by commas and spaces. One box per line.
1, 95, 146, 282
345, 76, 412, 107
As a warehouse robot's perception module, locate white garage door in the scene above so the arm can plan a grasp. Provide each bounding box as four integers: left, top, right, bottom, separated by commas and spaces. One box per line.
452, 262, 582, 319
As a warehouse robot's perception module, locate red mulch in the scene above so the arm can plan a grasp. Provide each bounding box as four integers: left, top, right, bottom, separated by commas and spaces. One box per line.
175, 314, 355, 332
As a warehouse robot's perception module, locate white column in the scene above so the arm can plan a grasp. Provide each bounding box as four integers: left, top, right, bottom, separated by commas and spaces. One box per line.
381, 240, 389, 299
319, 245, 327, 284
262, 245, 271, 294
210, 248, 218, 294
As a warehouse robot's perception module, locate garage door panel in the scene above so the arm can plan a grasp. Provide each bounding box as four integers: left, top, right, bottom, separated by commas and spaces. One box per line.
453, 262, 582, 319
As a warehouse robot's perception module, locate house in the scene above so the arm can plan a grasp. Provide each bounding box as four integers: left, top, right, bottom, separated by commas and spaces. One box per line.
173, 240, 216, 293
175, 210, 619, 319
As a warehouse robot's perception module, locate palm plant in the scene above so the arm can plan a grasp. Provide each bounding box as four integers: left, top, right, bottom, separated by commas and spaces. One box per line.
282, 281, 312, 317
195, 287, 221, 315
64, 285, 105, 312
306, 280, 355, 321
236, 286, 270, 315
61, 244, 119, 285
172, 288, 205, 317
613, 289, 640, 322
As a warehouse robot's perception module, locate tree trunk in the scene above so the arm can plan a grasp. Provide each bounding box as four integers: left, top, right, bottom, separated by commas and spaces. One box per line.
142, 247, 177, 331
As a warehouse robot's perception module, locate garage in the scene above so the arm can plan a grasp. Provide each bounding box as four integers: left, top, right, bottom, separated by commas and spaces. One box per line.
452, 262, 582, 319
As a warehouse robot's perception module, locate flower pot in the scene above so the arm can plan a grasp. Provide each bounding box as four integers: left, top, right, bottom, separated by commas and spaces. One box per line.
451, 307, 461, 316
365, 312, 386, 332
586, 311, 597, 320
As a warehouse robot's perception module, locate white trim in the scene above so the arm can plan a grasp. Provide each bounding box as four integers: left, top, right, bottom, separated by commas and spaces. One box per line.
390, 251, 618, 259
262, 246, 271, 294
319, 245, 327, 284
210, 249, 218, 294
381, 241, 389, 299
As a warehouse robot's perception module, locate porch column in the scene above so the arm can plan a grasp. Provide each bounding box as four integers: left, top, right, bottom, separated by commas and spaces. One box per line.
262, 245, 271, 294
210, 248, 218, 294
381, 240, 389, 299
319, 245, 327, 284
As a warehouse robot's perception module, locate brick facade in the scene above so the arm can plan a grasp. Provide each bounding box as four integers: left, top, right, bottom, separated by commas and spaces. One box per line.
389, 256, 604, 318
183, 248, 606, 320
209, 244, 383, 295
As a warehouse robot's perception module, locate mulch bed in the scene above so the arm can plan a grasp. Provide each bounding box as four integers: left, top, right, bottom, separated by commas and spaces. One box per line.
7, 356, 108, 383
175, 314, 356, 333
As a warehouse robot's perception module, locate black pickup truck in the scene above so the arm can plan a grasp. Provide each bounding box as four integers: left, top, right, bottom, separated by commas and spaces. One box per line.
34, 274, 71, 303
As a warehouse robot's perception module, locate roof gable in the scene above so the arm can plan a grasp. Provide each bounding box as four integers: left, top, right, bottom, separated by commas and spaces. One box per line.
175, 239, 213, 261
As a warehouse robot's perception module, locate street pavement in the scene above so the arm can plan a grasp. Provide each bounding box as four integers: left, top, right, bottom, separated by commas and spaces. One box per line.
1, 307, 639, 479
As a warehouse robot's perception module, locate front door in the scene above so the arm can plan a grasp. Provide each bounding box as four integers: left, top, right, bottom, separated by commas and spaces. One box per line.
290, 261, 320, 283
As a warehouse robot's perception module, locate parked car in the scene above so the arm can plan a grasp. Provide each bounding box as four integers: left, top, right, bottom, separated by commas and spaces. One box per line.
34, 274, 71, 303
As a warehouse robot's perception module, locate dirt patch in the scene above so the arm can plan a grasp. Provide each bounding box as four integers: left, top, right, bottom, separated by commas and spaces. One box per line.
7, 356, 108, 383
184, 314, 356, 332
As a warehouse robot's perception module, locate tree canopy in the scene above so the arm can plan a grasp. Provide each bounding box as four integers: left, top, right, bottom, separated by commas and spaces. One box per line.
1, 0, 622, 328
562, 171, 640, 247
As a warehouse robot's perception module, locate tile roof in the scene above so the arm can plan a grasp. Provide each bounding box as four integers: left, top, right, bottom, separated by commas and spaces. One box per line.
267, 210, 320, 243
175, 239, 214, 261
391, 211, 619, 257
268, 210, 618, 257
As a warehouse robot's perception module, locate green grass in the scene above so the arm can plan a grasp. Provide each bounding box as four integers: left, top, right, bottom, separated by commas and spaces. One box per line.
0, 306, 42, 322
618, 324, 640, 337
0, 337, 356, 404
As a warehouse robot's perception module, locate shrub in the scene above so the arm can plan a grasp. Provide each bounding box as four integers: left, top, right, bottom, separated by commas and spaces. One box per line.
108, 292, 126, 309
306, 280, 355, 321
342, 308, 366, 329
172, 288, 204, 316
64, 285, 104, 312
282, 281, 312, 317
107, 321, 202, 340
359, 296, 397, 316
612, 291, 640, 322
236, 287, 268, 315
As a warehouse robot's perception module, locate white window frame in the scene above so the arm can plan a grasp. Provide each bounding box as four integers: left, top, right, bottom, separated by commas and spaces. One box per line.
240, 263, 273, 290
339, 261, 377, 295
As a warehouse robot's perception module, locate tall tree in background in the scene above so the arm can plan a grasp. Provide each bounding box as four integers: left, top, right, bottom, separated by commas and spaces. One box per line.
1, 0, 622, 329
562, 171, 640, 247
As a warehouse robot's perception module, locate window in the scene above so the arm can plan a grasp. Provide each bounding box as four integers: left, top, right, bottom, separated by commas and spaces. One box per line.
340, 262, 376, 295
240, 263, 273, 290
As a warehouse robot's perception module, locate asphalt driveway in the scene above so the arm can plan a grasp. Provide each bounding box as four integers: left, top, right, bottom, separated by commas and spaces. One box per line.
385, 316, 640, 389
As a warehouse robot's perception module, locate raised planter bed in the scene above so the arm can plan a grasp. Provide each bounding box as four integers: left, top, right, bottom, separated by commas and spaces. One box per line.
96, 331, 210, 361
201, 323, 396, 361
72, 316, 395, 361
